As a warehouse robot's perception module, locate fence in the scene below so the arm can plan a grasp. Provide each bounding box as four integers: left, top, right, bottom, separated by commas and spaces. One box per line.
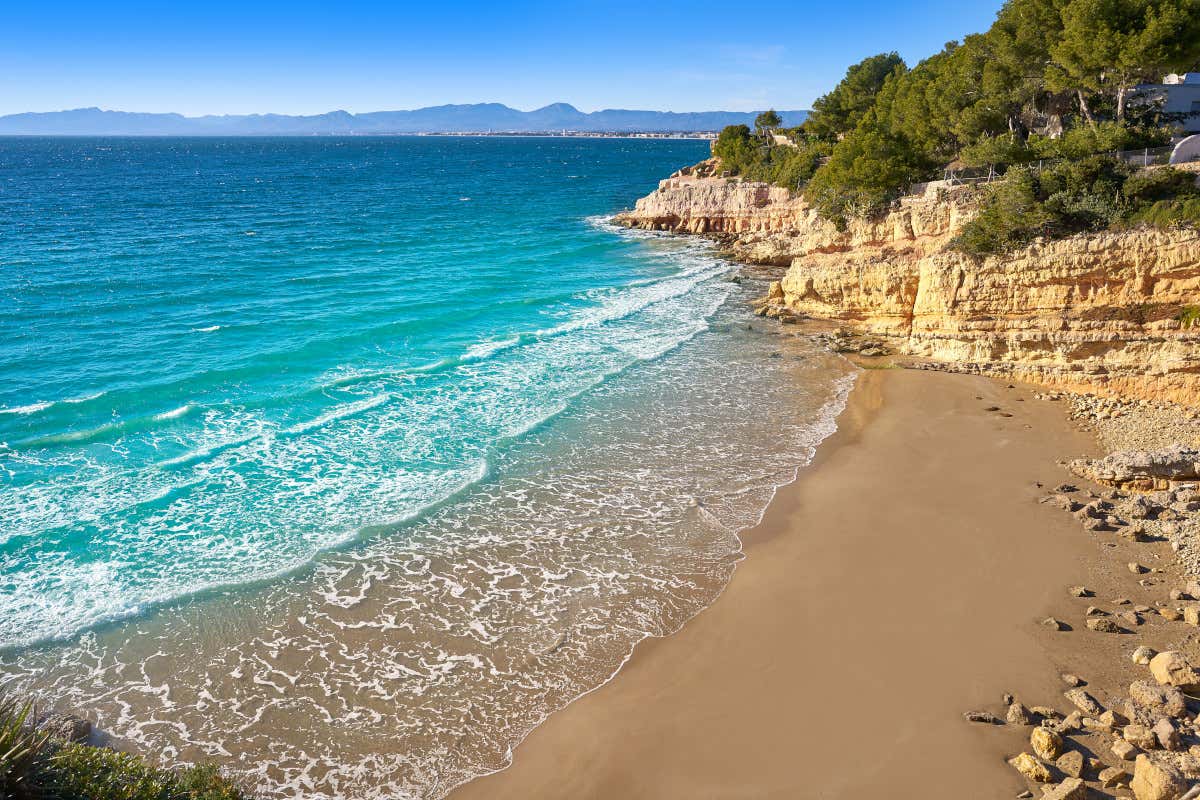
939, 144, 1191, 187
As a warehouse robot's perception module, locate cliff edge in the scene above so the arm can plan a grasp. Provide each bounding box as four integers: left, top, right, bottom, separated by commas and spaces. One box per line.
615, 163, 1200, 409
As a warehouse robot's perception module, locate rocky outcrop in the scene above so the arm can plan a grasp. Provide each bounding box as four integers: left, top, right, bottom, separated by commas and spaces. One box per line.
614, 167, 1200, 408
1068, 448, 1200, 490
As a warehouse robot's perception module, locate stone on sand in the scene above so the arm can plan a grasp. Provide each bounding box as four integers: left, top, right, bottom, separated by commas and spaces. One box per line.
1149, 651, 1200, 692
1032, 726, 1064, 761
1131, 753, 1186, 800
1064, 688, 1104, 716
1133, 646, 1158, 665
1056, 750, 1085, 779
1008, 752, 1054, 782
1042, 776, 1088, 800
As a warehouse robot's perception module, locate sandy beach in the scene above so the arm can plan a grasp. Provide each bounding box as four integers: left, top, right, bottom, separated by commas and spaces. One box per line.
453, 365, 1177, 799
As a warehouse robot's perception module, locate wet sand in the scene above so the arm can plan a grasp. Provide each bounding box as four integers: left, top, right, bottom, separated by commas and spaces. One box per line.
453, 367, 1112, 799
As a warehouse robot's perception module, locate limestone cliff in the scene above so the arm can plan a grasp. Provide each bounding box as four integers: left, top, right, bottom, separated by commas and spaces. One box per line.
615, 163, 1200, 408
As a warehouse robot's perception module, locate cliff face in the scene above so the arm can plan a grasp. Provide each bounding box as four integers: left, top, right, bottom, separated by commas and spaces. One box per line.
615, 166, 1200, 408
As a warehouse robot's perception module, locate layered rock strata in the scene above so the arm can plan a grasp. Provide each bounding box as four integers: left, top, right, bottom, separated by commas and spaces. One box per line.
615, 165, 1200, 408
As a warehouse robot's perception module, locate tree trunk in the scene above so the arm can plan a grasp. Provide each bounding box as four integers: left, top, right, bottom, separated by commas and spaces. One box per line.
1117, 84, 1128, 123
1077, 90, 1096, 128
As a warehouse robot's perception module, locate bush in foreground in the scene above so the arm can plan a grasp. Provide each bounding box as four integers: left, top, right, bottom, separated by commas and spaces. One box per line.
0, 688, 249, 800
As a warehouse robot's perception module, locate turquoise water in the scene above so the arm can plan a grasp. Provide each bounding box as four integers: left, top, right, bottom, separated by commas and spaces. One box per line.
1, 137, 854, 798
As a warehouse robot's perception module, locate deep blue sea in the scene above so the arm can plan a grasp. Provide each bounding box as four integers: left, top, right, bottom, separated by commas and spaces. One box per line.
1, 137, 853, 798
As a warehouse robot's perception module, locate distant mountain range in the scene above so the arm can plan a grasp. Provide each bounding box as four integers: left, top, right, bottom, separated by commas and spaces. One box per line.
0, 104, 809, 136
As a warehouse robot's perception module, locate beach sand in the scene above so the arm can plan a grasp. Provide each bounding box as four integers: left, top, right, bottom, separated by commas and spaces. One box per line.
452, 367, 1142, 799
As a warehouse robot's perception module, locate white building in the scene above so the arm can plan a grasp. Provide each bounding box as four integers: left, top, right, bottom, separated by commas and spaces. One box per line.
1131, 73, 1200, 133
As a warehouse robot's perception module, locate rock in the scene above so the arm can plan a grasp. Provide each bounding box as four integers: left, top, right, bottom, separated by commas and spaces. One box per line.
1152, 718, 1182, 751
1056, 749, 1085, 779
1129, 681, 1188, 719
1101, 709, 1129, 728
1069, 447, 1200, 492
1161, 608, 1184, 622
1086, 606, 1108, 616
1135, 647, 1159, 665
1087, 616, 1125, 633
1016, 792, 1033, 799
1114, 738, 1139, 760
1125, 723, 1159, 750
1119, 610, 1144, 626
1068, 586, 1093, 598
1032, 706, 1060, 719
964, 710, 1003, 724
1008, 752, 1054, 783
1150, 651, 1200, 692
1061, 673, 1085, 687
1008, 701, 1036, 726
1099, 765, 1131, 788
1131, 753, 1187, 800
1185, 606, 1200, 626
1042, 777, 1088, 800
1032, 726, 1065, 761
1043, 617, 1070, 631
33, 711, 91, 743
1065, 688, 1105, 716
1131, 562, 1150, 574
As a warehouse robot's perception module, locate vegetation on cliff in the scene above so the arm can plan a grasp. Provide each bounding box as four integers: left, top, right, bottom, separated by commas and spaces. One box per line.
714, 0, 1200, 229
952, 157, 1200, 256
0, 693, 248, 800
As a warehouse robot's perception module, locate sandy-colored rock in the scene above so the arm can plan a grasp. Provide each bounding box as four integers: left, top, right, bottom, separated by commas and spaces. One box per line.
1135, 647, 1159, 665
1150, 651, 1200, 692
1009, 701, 1035, 726
1129, 681, 1189, 719
1056, 750, 1085, 779
1100, 765, 1131, 788
1131, 753, 1186, 799
1152, 718, 1183, 751
616, 171, 1200, 409
1114, 738, 1139, 760
1065, 688, 1105, 716
1033, 726, 1065, 761
1042, 776, 1089, 800
1009, 751, 1055, 782
1126, 724, 1160, 750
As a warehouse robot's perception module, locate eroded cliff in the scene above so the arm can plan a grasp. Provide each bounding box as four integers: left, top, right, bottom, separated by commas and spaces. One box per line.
615, 163, 1200, 408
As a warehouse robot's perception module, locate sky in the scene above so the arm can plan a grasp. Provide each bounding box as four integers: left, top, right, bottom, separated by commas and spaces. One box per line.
0, 0, 1005, 117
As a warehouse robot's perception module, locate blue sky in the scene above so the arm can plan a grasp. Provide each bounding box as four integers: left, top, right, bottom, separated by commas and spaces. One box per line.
1, 0, 1004, 116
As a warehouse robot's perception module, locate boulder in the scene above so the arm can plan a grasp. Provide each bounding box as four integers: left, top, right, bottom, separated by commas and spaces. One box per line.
1042, 777, 1088, 800
1099, 765, 1131, 788
1150, 652, 1200, 692
1008, 701, 1035, 725
1008, 751, 1054, 783
1152, 717, 1183, 751
1129, 680, 1189, 719
33, 711, 91, 743
1087, 616, 1125, 633
1126, 723, 1160, 750
1032, 726, 1065, 761
1114, 738, 1139, 760
1065, 688, 1105, 716
963, 710, 1002, 724
1056, 750, 1085, 779
1135, 647, 1160, 665
1131, 753, 1187, 800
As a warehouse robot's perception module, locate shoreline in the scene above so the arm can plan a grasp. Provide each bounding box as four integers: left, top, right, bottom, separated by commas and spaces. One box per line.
453, 365, 1135, 798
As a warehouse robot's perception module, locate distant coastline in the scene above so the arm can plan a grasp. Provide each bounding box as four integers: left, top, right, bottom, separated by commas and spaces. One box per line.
0, 103, 808, 137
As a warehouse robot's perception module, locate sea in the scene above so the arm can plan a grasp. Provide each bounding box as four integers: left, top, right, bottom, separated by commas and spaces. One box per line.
0, 136, 854, 798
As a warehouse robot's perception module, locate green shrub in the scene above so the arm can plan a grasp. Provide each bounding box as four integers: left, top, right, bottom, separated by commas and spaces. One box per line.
1177, 305, 1200, 328
950, 170, 1052, 255
804, 123, 933, 224
36, 743, 247, 800
959, 134, 1035, 168
1128, 197, 1200, 229
0, 686, 249, 800
0, 695, 52, 800
953, 157, 1200, 257
1029, 122, 1172, 160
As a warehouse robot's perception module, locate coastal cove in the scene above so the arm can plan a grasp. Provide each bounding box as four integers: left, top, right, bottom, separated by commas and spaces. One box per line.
1, 136, 859, 799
